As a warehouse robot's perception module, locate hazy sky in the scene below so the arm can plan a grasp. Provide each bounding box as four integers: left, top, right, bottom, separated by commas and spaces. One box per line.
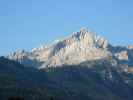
0, 0, 133, 55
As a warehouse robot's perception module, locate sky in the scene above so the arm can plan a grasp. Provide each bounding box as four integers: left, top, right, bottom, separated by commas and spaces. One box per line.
0, 0, 133, 55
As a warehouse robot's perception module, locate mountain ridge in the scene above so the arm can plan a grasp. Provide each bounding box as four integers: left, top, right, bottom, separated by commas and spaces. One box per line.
6, 28, 133, 70
1, 28, 133, 100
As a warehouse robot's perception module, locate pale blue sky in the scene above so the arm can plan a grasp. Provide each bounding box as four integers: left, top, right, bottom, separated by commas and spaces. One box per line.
0, 0, 133, 55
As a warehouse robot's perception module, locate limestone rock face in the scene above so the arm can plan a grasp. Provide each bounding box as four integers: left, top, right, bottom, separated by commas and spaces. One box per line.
6, 28, 133, 71
41, 28, 110, 67
7, 50, 41, 68
115, 51, 128, 60
7, 28, 110, 68
8, 50, 31, 63
128, 45, 133, 49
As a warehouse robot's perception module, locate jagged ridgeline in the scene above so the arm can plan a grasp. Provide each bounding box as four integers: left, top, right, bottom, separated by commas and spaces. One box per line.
0, 28, 133, 100
7, 28, 133, 69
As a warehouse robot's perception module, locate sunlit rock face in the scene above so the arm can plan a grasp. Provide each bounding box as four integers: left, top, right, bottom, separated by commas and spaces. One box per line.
7, 50, 42, 68
6, 28, 133, 70
128, 45, 133, 49
39, 27, 111, 67
115, 51, 128, 60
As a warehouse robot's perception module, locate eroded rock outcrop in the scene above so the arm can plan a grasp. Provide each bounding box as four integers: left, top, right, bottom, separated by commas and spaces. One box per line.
6, 28, 132, 71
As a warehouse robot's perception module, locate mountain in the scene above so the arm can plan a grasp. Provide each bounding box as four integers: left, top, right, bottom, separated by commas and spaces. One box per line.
1, 27, 133, 100
7, 28, 133, 69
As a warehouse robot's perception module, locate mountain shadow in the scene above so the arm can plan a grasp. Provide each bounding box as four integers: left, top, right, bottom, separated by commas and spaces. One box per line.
0, 57, 133, 100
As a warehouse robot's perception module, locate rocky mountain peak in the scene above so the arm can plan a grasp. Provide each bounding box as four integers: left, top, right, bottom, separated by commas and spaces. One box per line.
71, 27, 95, 44
6, 28, 111, 68
66, 27, 109, 50
6, 28, 133, 69
72, 27, 91, 38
